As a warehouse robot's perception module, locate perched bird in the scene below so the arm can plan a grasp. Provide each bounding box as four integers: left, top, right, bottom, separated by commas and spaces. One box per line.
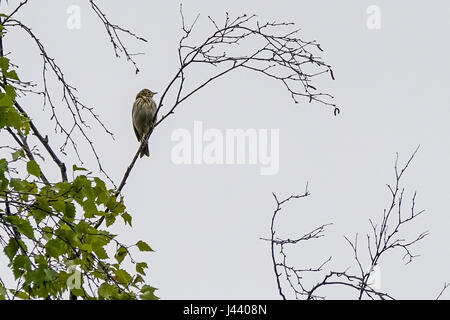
132, 89, 157, 157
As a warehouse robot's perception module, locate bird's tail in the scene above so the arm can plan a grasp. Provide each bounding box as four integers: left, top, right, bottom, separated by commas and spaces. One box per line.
140, 142, 150, 158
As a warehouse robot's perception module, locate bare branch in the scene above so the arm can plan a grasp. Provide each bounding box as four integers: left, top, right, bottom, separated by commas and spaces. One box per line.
436, 282, 450, 300
89, 0, 148, 74
3, 18, 115, 184
94, 9, 339, 228
262, 186, 332, 299
2, 0, 28, 24
266, 148, 433, 300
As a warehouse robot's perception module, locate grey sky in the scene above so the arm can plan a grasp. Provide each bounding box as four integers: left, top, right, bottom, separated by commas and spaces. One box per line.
1, 0, 450, 299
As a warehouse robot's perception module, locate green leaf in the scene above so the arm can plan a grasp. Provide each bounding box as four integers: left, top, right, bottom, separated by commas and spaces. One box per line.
28, 268, 46, 285
98, 283, 116, 299
136, 240, 152, 252
121, 212, 132, 226
71, 288, 85, 297
31, 197, 51, 224
51, 197, 66, 213
114, 269, 132, 285
26, 160, 41, 177
92, 244, 108, 260
93, 249, 108, 262
0, 105, 23, 130
0, 177, 7, 192
4, 238, 19, 260
0, 93, 13, 107
64, 202, 76, 221
134, 274, 144, 284
43, 268, 58, 281
94, 179, 109, 205
31, 208, 47, 225
136, 262, 148, 275
72, 164, 88, 172
45, 239, 66, 258
82, 198, 98, 218
0, 158, 7, 171
92, 269, 106, 281
93, 177, 107, 192
13, 255, 31, 272
4, 85, 16, 99
105, 213, 116, 227
11, 149, 24, 161
11, 290, 29, 300
140, 285, 158, 300
55, 181, 71, 195
5, 216, 35, 239
75, 221, 91, 234
56, 224, 79, 247
18, 219, 35, 239
116, 292, 135, 300
42, 226, 53, 240
9, 178, 25, 192
106, 196, 125, 214
0, 57, 9, 71
22, 180, 37, 194
13, 255, 31, 279
90, 235, 110, 260
115, 246, 127, 264
73, 175, 93, 203
5, 70, 19, 81
80, 243, 92, 253
0, 284, 6, 300
34, 255, 47, 268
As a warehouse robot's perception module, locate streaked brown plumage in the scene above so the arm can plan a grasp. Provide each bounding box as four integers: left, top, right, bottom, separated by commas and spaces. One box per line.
132, 89, 157, 157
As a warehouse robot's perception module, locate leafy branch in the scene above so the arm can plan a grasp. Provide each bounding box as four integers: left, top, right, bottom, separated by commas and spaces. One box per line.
0, 1, 155, 300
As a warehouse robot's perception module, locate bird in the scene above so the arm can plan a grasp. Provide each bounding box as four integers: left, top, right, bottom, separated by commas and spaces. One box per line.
132, 88, 157, 158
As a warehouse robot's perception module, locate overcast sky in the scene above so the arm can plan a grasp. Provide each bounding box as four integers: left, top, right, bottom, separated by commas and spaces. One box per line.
2, 0, 450, 299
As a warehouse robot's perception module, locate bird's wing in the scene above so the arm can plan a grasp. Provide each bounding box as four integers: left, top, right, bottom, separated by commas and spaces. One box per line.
133, 123, 140, 141
150, 99, 157, 124
132, 101, 141, 141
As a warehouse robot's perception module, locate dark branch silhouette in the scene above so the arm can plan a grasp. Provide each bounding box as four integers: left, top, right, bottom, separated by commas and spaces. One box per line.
264, 147, 443, 300
0, 2, 341, 300
2, 0, 148, 185
259, 184, 332, 299
100, 6, 340, 229
89, 0, 147, 74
